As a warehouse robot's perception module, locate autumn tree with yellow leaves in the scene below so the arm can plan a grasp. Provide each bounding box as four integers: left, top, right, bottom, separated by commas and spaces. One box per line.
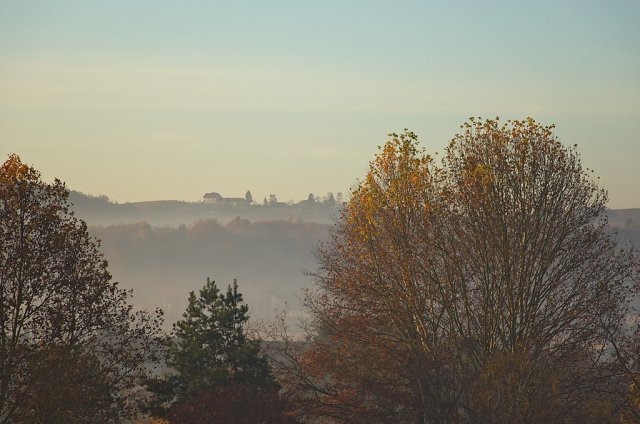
274, 119, 639, 423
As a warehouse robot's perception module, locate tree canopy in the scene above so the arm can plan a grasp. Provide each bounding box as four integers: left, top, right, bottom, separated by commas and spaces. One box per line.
147, 278, 285, 422
0, 154, 163, 423
275, 119, 640, 423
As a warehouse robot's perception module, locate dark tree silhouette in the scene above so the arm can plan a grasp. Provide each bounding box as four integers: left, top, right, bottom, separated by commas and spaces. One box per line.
323, 192, 336, 208
167, 383, 297, 424
146, 279, 279, 420
0, 154, 163, 423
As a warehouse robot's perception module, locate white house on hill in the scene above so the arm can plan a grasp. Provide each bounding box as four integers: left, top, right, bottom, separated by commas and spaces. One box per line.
203, 192, 249, 206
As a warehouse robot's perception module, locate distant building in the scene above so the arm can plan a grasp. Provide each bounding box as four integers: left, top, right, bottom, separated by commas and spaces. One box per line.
203, 192, 224, 203
203, 192, 248, 206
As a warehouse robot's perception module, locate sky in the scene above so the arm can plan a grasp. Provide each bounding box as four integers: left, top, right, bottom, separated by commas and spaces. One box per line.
1, 0, 639, 207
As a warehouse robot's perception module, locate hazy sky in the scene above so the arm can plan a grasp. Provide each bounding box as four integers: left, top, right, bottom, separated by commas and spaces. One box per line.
1, 0, 639, 207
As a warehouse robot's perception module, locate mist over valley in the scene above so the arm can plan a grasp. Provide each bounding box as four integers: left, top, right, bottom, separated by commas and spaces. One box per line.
70, 190, 640, 328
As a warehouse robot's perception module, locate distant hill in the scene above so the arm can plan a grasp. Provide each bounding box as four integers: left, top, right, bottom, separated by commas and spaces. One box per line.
90, 218, 330, 329
607, 208, 640, 226
69, 191, 339, 328
607, 208, 640, 246
69, 191, 639, 329
69, 191, 340, 226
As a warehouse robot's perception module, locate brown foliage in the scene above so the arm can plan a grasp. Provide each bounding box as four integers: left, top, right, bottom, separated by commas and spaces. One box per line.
272, 120, 639, 423
0, 155, 163, 423
166, 383, 298, 424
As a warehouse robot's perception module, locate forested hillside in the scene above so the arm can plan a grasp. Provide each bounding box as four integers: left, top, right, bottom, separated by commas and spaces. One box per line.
90, 218, 329, 326
70, 191, 339, 226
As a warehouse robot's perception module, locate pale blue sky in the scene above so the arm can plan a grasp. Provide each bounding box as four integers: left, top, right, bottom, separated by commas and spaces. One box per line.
1, 0, 639, 207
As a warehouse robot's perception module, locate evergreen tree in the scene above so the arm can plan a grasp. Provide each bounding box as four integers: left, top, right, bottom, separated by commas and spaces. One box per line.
323, 192, 336, 207
147, 278, 275, 417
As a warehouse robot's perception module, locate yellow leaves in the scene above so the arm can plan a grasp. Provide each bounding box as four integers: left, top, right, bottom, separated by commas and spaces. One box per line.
467, 162, 495, 190
344, 131, 437, 246
0, 154, 38, 184
629, 383, 640, 410
471, 163, 491, 177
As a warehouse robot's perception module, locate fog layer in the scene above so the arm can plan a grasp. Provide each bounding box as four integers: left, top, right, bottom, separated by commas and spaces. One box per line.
73, 192, 639, 329
90, 218, 330, 328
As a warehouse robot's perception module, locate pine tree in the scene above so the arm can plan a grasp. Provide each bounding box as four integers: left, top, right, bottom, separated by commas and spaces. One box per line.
146, 278, 275, 417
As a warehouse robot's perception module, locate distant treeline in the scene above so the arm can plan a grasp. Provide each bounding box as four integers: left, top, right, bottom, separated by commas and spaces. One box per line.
608, 208, 640, 246
88, 215, 640, 330
72, 189, 640, 329
90, 218, 330, 327
70, 190, 341, 226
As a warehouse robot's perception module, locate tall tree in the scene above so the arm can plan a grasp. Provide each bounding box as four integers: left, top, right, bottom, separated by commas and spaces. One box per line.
273, 131, 452, 423
434, 118, 634, 422
147, 278, 278, 420
277, 120, 639, 423
0, 154, 163, 423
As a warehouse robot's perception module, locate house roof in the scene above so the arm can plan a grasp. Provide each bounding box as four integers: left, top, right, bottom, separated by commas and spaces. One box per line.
203, 192, 223, 200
